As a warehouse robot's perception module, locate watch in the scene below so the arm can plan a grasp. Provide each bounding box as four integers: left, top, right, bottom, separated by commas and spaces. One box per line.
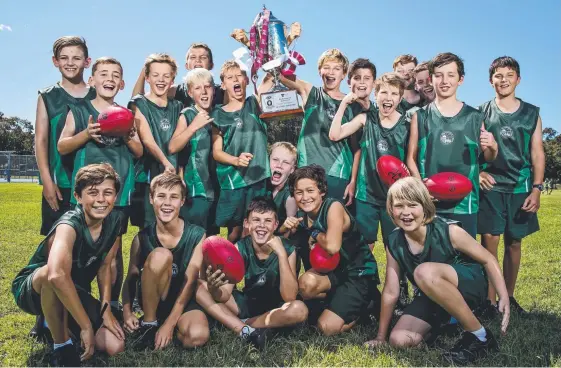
532, 184, 543, 191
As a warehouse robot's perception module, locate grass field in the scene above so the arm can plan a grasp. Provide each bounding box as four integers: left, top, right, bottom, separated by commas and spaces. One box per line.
1, 183, 560, 366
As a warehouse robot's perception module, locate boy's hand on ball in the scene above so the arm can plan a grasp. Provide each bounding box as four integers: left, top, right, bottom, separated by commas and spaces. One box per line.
206, 265, 229, 288
87, 115, 102, 143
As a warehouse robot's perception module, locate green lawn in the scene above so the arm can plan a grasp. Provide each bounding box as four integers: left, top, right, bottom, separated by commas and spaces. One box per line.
1, 183, 560, 366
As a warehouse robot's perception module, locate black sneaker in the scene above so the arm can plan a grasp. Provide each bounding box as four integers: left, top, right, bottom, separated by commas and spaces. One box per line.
132, 323, 158, 351
241, 326, 270, 350
509, 296, 526, 314
474, 300, 499, 321
29, 315, 53, 345
444, 328, 498, 365
49, 344, 81, 367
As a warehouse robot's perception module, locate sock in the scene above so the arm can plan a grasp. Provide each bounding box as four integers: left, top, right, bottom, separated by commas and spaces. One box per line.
240, 318, 249, 323
141, 320, 158, 327
239, 325, 255, 339
470, 326, 487, 342
53, 338, 73, 351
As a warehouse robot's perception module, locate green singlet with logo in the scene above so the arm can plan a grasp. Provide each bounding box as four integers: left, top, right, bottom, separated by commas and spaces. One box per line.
297, 87, 361, 180
68, 100, 135, 207
356, 106, 410, 206
39, 83, 96, 188
129, 95, 182, 183
416, 103, 482, 215
236, 236, 295, 308
12, 206, 122, 297
211, 96, 270, 190
271, 184, 291, 228
479, 99, 539, 193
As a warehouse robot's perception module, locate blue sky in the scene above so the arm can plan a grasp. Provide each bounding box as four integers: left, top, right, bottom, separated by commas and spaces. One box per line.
1, 0, 560, 131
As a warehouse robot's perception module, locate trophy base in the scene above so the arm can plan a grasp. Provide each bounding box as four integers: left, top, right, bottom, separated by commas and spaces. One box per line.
260, 108, 303, 122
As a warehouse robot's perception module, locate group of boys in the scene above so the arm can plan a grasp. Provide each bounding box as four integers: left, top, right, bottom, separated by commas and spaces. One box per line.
11, 33, 544, 366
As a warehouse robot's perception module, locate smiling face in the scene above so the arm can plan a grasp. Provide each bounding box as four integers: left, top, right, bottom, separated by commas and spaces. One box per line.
320, 61, 346, 91
221, 66, 247, 100
349, 68, 375, 100
53, 45, 91, 81
90, 63, 124, 99
188, 79, 214, 110
431, 62, 463, 99
146, 62, 174, 98
491, 66, 520, 98
75, 179, 117, 222
395, 62, 416, 89
293, 178, 325, 215
415, 69, 435, 102
376, 83, 401, 118
270, 146, 296, 187
244, 210, 278, 246
391, 199, 425, 232
186, 47, 212, 70
150, 184, 185, 224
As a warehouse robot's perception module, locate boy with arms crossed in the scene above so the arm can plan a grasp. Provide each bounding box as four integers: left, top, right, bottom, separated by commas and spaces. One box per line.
122, 173, 208, 350
128, 53, 183, 229
268, 142, 298, 232
282, 165, 380, 336
406, 53, 498, 238
477, 56, 544, 314
12, 164, 126, 366
196, 197, 308, 350
365, 177, 510, 365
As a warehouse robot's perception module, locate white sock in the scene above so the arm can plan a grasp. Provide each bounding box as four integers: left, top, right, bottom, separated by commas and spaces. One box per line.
239, 325, 255, 338
141, 320, 158, 327
53, 338, 73, 350
470, 326, 487, 342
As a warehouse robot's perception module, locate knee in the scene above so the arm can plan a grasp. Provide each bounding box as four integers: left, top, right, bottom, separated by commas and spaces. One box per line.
145, 248, 173, 273
389, 330, 421, 348
317, 318, 342, 336
105, 338, 125, 356
413, 263, 436, 289
287, 300, 309, 323
298, 273, 319, 299
178, 325, 210, 348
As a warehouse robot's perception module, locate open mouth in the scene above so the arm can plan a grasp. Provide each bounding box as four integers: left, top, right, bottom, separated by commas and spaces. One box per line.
424, 86, 434, 94
92, 205, 108, 213
233, 83, 242, 93
102, 83, 116, 91
401, 218, 414, 225
255, 230, 268, 237
381, 102, 393, 114
65, 67, 77, 73
325, 76, 336, 84
160, 208, 174, 215
439, 85, 450, 92
272, 170, 282, 181
155, 83, 166, 89
200, 96, 209, 102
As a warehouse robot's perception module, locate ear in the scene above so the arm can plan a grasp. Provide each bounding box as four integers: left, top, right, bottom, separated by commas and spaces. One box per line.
52, 56, 59, 68
74, 191, 81, 204
149, 193, 154, 206
185, 62, 189, 71
88, 76, 94, 87
458, 75, 465, 86
243, 218, 249, 229
84, 57, 92, 69
187, 87, 194, 98
119, 80, 125, 91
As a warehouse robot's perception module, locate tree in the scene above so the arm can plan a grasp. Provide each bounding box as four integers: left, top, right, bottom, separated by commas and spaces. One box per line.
543, 127, 561, 182
0, 111, 35, 155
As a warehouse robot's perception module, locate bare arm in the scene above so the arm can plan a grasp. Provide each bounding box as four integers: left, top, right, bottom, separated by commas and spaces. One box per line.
279, 74, 313, 106
131, 67, 146, 98
212, 126, 243, 166
329, 100, 365, 141
169, 114, 192, 154
374, 248, 401, 341
406, 112, 421, 179
315, 201, 346, 255
124, 126, 143, 159
35, 95, 52, 185
480, 122, 499, 162
136, 108, 174, 171
285, 196, 298, 218
122, 235, 141, 316
57, 111, 93, 155
269, 238, 298, 302
530, 116, 545, 186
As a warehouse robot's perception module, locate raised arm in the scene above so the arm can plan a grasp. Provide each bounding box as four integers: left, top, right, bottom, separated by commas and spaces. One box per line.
329, 94, 366, 141
406, 112, 421, 179
279, 74, 313, 106
169, 111, 214, 154
131, 67, 146, 98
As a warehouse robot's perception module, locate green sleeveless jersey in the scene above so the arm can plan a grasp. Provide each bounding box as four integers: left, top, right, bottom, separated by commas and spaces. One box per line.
302, 198, 379, 280
236, 236, 295, 305
12, 206, 122, 296
68, 101, 135, 206
128, 95, 182, 183
297, 87, 360, 180
387, 216, 484, 288
212, 96, 270, 189
397, 97, 422, 114
174, 83, 224, 108
416, 103, 483, 215
272, 183, 291, 228
39, 83, 96, 188
179, 107, 214, 199
137, 221, 205, 287
356, 107, 409, 206
479, 99, 539, 193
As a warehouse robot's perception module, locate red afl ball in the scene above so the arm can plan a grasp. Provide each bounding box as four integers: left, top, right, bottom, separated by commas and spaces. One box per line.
97, 106, 134, 137
310, 244, 340, 274
376, 155, 411, 187
425, 172, 473, 202
202, 236, 245, 284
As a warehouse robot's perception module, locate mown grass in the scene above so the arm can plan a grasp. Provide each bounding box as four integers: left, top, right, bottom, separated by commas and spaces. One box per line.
1, 184, 560, 366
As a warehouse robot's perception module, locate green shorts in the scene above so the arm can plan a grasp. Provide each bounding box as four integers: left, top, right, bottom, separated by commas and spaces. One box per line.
215, 180, 269, 227
326, 176, 349, 204
112, 206, 130, 235
437, 213, 477, 239
355, 200, 396, 244
404, 263, 487, 328
232, 290, 282, 319
478, 190, 539, 240
180, 197, 213, 230
40, 187, 73, 235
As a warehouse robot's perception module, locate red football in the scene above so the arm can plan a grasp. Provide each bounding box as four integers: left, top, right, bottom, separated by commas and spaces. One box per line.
425, 172, 473, 202
202, 236, 245, 284
376, 155, 411, 187
310, 244, 340, 274
97, 106, 134, 137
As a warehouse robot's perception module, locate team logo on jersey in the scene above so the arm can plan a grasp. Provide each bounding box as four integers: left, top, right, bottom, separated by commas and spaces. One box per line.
235, 117, 243, 128
440, 131, 455, 145
256, 273, 267, 286
85, 256, 97, 267
326, 107, 336, 120
500, 126, 514, 139
160, 118, 171, 131
99, 136, 118, 146
377, 139, 389, 153
171, 263, 179, 277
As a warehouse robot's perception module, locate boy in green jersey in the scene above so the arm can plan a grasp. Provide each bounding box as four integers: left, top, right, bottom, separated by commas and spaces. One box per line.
58, 57, 143, 317
211, 60, 272, 243
128, 54, 183, 229
282, 165, 380, 336
169, 68, 216, 231
365, 177, 510, 365
393, 54, 422, 113
122, 173, 208, 350
477, 56, 545, 315
406, 52, 499, 238
268, 142, 298, 234
414, 62, 435, 106
36, 36, 96, 237
196, 197, 308, 350
279, 49, 361, 204
12, 164, 126, 366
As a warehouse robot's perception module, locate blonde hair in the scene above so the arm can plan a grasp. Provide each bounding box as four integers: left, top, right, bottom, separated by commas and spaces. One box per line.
144, 53, 178, 78
386, 177, 436, 225
270, 141, 297, 162
92, 57, 123, 75
219, 60, 247, 82
185, 68, 214, 89
375, 72, 405, 97
392, 54, 418, 70
317, 48, 349, 73
149, 172, 186, 199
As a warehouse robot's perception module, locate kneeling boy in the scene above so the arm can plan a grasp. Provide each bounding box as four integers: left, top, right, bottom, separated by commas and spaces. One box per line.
12, 164, 126, 366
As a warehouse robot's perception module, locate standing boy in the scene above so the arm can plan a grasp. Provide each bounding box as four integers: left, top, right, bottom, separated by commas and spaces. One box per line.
268, 142, 298, 233
414, 62, 436, 106
393, 54, 422, 113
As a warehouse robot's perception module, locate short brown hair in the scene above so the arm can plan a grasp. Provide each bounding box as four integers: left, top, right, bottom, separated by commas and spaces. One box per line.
428, 52, 465, 78
392, 54, 418, 70
270, 141, 297, 161
413, 62, 429, 77
52, 36, 89, 59
318, 49, 349, 74
375, 72, 405, 97
92, 57, 123, 75
186, 43, 214, 70
219, 60, 247, 82
489, 56, 520, 82
348, 58, 377, 82
288, 164, 328, 197
149, 173, 187, 199
245, 196, 278, 220
386, 177, 435, 225
74, 163, 120, 196
144, 53, 178, 78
